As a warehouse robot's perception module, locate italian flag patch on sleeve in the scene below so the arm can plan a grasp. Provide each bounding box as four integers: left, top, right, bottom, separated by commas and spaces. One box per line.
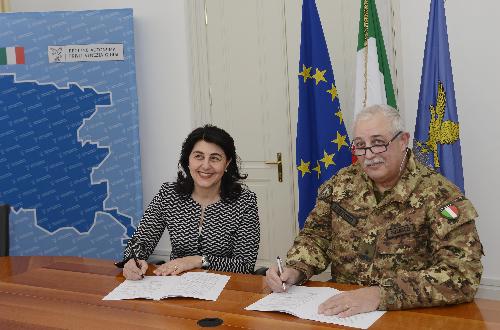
0, 47, 25, 65
440, 204, 460, 220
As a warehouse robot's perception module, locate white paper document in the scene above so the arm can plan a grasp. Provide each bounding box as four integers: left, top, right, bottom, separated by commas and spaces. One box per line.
245, 286, 385, 329
103, 272, 230, 301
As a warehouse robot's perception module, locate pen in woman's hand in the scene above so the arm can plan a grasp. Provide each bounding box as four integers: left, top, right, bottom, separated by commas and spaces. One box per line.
133, 257, 144, 279
131, 248, 144, 279
276, 256, 286, 291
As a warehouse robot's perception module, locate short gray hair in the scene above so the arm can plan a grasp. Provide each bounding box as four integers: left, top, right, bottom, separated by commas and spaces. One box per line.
353, 104, 404, 134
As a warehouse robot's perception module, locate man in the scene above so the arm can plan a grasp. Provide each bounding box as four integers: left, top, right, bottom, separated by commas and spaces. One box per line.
266, 104, 483, 317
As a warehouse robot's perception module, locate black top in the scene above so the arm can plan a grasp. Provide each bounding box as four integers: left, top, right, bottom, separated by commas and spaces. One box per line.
124, 182, 260, 273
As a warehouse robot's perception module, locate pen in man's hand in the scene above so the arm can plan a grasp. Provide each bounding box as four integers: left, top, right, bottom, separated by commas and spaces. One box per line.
276, 256, 286, 291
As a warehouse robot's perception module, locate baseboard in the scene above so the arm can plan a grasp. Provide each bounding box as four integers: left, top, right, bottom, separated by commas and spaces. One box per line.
477, 277, 500, 300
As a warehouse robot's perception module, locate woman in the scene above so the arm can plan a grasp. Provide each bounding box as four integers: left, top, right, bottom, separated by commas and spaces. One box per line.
122, 125, 260, 280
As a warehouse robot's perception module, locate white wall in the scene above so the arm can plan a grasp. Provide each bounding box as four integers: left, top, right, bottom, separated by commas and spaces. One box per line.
10, 0, 194, 206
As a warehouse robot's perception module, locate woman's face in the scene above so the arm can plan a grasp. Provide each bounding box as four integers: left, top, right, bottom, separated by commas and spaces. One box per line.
188, 140, 230, 192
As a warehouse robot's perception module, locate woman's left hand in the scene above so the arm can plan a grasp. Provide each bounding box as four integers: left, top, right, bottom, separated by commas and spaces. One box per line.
153, 256, 203, 276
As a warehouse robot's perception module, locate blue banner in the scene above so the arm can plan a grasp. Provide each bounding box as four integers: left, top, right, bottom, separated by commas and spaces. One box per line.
0, 9, 142, 259
296, 0, 351, 228
413, 0, 464, 192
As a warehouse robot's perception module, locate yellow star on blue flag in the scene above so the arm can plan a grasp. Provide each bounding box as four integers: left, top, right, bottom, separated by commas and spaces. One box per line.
331, 131, 349, 151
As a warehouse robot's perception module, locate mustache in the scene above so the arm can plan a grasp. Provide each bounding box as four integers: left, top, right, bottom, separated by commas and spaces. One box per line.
363, 157, 385, 166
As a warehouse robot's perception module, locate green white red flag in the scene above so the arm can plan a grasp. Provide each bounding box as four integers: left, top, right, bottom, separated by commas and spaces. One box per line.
0, 47, 25, 65
354, 0, 396, 115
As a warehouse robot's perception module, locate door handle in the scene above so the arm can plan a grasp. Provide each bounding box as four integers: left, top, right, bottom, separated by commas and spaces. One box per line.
265, 152, 283, 182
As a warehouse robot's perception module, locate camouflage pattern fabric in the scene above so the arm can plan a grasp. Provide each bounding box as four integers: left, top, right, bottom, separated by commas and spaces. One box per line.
286, 150, 483, 310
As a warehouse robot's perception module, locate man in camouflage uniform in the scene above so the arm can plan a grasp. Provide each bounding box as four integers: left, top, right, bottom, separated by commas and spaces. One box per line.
266, 104, 483, 317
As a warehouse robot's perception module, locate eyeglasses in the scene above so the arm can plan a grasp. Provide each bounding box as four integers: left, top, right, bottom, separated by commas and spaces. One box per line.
351, 131, 402, 156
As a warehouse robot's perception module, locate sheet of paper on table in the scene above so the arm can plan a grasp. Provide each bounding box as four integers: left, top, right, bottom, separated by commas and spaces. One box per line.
103, 272, 230, 301
245, 286, 385, 329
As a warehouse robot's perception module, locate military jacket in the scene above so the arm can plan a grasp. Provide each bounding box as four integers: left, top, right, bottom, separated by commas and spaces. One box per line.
286, 152, 483, 310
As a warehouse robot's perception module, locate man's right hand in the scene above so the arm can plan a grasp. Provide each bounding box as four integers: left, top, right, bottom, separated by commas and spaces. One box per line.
265, 265, 303, 292
123, 258, 148, 280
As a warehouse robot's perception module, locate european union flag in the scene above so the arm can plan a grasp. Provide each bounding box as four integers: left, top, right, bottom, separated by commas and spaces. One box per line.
413, 0, 464, 192
296, 0, 351, 228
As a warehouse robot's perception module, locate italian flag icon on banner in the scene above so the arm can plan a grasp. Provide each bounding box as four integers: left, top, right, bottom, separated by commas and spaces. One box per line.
0, 46, 25, 65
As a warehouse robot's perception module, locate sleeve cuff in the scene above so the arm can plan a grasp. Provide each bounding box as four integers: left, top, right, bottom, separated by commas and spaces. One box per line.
377, 278, 402, 310
285, 260, 313, 285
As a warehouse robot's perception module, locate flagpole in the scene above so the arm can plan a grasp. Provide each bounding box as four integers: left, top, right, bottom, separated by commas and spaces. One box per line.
362, 0, 369, 109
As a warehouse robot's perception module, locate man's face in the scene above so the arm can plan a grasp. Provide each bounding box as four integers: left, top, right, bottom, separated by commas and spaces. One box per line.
352, 113, 409, 189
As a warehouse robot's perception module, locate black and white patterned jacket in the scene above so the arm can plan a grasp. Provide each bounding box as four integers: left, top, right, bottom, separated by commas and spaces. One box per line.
124, 182, 260, 274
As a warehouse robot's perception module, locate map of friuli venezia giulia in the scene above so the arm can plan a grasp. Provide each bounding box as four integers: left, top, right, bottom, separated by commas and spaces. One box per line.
0, 9, 142, 260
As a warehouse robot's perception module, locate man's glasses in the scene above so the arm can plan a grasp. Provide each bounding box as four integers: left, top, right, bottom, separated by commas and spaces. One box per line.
351, 131, 402, 156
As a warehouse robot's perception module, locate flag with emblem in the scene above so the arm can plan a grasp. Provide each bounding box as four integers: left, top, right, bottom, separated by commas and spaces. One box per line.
413, 0, 464, 192
296, 0, 351, 228
354, 0, 396, 116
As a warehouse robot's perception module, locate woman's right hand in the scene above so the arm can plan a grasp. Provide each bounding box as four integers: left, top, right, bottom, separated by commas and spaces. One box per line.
123, 258, 148, 280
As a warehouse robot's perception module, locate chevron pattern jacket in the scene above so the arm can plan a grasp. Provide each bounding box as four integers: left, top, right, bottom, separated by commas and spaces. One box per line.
124, 182, 260, 273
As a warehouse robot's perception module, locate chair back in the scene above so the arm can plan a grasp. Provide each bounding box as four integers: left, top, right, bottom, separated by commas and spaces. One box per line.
0, 204, 10, 257
252, 266, 269, 276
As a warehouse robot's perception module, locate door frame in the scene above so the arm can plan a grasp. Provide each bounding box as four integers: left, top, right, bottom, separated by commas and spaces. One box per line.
186, 0, 213, 127
186, 0, 300, 267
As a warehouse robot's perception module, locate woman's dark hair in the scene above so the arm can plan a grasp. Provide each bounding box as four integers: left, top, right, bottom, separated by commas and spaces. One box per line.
175, 125, 247, 201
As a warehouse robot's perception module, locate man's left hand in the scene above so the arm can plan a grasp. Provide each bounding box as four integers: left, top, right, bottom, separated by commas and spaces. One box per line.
318, 286, 381, 317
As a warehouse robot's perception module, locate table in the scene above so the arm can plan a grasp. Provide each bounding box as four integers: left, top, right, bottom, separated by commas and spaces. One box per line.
0, 256, 498, 329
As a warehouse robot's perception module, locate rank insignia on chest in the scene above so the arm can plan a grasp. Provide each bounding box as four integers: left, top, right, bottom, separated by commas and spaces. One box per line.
331, 202, 358, 227
386, 223, 415, 239
440, 203, 460, 221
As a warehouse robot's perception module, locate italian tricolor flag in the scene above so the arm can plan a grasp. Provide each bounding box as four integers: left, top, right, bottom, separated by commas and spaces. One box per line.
441, 204, 459, 220
354, 0, 396, 116
0, 47, 25, 65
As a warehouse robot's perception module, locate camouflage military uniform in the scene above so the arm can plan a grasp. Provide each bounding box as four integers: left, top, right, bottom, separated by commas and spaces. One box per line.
286, 151, 483, 310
